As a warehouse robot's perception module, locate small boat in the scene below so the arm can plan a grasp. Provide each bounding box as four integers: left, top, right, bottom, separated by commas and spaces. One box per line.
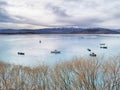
87, 48, 91, 52
100, 46, 107, 49
90, 53, 96, 57
39, 40, 41, 43
51, 50, 61, 54
100, 43, 107, 49
18, 52, 25, 55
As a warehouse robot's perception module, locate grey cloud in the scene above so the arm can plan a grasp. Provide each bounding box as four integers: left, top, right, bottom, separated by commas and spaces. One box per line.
57, 16, 104, 28
0, 1, 16, 23
46, 3, 70, 17
0, 9, 14, 22
0, 0, 120, 29
100, 2, 120, 20
0, 1, 50, 27
110, 6, 120, 19
12, 15, 60, 28
61, 0, 120, 28
0, 1, 7, 7
64, 0, 99, 8
0, 1, 62, 28
114, 13, 120, 19
0, 1, 29, 24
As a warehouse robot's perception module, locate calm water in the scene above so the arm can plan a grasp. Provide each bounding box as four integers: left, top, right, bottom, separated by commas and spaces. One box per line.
0, 34, 120, 66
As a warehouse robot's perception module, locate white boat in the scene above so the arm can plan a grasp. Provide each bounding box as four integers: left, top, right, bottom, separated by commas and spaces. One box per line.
51, 50, 61, 54
90, 53, 96, 57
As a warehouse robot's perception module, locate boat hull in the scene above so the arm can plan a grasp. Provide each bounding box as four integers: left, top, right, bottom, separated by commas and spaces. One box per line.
51, 51, 61, 54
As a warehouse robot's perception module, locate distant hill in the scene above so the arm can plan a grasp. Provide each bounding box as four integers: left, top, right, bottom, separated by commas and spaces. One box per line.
113, 29, 120, 33
0, 28, 119, 34
77, 28, 120, 34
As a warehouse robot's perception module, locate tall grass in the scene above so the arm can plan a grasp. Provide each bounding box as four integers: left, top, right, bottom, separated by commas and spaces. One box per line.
0, 57, 119, 90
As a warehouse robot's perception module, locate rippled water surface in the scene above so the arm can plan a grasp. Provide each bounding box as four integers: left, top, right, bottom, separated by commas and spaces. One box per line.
0, 34, 120, 66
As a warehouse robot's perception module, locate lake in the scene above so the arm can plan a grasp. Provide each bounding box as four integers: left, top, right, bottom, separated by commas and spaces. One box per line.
0, 34, 120, 66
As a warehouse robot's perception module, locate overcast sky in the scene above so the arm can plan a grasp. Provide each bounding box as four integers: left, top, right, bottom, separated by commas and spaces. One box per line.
0, 0, 120, 29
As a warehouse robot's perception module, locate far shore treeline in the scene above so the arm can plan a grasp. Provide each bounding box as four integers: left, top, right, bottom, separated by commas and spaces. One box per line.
0, 28, 120, 34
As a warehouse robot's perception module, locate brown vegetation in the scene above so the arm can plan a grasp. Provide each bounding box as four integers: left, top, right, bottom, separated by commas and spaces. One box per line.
0, 57, 120, 90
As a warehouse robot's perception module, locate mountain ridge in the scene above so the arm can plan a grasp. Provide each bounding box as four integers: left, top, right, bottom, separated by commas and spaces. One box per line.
0, 28, 119, 34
